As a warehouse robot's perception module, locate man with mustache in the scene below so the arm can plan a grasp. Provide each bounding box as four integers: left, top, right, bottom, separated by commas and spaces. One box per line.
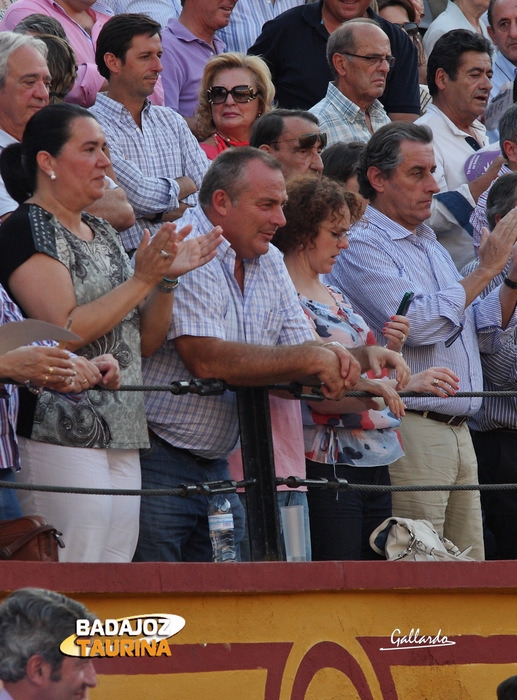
416, 29, 503, 270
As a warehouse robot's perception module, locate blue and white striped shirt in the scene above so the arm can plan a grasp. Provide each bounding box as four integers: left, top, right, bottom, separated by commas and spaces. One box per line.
462, 260, 517, 431
326, 205, 513, 416
90, 93, 210, 252
0, 285, 23, 472
142, 205, 314, 458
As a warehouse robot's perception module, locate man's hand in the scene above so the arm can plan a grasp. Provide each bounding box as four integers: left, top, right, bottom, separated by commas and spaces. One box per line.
351, 345, 411, 389
478, 207, 517, 277
321, 342, 362, 389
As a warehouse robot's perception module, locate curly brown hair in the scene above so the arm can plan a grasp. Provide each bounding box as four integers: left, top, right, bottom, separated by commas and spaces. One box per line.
272, 175, 362, 254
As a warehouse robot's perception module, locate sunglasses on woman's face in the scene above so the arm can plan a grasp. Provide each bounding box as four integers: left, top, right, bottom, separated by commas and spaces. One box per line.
207, 85, 260, 104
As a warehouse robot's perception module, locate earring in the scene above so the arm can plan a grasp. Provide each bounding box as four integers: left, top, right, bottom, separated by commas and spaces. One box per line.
49, 171, 56, 181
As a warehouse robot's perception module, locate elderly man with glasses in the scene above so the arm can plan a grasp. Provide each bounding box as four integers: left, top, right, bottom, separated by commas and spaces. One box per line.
309, 18, 392, 146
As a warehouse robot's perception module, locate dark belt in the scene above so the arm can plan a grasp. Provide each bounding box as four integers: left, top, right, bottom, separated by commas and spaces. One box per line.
406, 409, 469, 427
148, 429, 215, 465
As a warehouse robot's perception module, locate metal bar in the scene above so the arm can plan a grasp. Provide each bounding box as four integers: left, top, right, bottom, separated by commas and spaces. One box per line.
236, 386, 282, 561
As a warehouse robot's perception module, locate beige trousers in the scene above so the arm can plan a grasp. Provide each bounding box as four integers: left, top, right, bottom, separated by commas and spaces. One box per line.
389, 412, 485, 560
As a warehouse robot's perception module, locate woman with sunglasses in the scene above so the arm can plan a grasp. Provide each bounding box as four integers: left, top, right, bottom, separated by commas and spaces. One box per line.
273, 175, 458, 560
197, 52, 275, 159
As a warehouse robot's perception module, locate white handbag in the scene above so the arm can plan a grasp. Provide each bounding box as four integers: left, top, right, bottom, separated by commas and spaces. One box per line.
369, 517, 475, 562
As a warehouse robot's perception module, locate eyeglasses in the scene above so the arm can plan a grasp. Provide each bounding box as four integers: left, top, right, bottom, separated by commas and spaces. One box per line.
207, 85, 260, 104
397, 22, 420, 36
340, 52, 396, 68
270, 131, 328, 150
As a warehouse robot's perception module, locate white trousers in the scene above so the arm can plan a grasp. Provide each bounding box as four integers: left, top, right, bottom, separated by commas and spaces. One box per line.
16, 437, 141, 563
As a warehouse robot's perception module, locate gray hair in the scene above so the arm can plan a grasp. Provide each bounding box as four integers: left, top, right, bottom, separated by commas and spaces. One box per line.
499, 104, 517, 157
357, 121, 433, 200
199, 146, 282, 208
327, 18, 382, 80
486, 172, 517, 231
0, 32, 48, 89
13, 13, 67, 39
0, 588, 96, 682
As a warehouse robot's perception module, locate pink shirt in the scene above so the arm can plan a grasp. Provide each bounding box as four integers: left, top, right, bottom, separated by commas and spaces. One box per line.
0, 0, 164, 107
228, 396, 307, 491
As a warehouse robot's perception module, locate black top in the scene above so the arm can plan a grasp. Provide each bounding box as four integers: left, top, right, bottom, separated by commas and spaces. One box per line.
248, 0, 420, 114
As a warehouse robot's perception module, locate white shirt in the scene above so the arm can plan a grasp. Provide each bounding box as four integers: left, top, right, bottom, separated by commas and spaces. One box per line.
423, 0, 491, 55
0, 129, 18, 217
416, 103, 487, 270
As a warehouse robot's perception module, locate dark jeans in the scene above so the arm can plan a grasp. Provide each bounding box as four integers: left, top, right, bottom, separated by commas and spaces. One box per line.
0, 468, 22, 519
306, 460, 392, 561
133, 434, 245, 562
471, 429, 517, 560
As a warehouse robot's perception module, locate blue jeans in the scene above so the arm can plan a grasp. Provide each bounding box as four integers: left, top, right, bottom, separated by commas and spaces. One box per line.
133, 434, 245, 562
307, 460, 392, 561
238, 490, 311, 562
0, 468, 22, 519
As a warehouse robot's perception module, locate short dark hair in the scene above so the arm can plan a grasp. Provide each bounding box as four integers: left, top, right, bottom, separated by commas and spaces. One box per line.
0, 588, 96, 683
499, 104, 517, 156
322, 141, 366, 184
488, 0, 501, 28
427, 29, 493, 98
250, 109, 319, 149
199, 146, 282, 208
357, 121, 433, 201
95, 13, 161, 80
272, 175, 362, 254
486, 172, 517, 231
1, 102, 96, 203
498, 674, 517, 700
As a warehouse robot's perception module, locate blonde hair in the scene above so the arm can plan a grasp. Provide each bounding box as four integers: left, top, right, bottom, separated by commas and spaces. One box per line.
196, 52, 275, 141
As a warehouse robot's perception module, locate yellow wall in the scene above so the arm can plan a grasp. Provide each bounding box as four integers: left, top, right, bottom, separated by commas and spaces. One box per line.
2, 561, 517, 699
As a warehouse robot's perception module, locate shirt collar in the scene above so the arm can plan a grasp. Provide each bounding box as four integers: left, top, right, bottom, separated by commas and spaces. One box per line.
326, 82, 386, 119
494, 50, 517, 81
362, 204, 437, 241
424, 103, 486, 139
165, 18, 226, 51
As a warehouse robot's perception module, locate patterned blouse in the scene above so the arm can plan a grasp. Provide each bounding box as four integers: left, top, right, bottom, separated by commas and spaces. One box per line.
299, 287, 403, 467
0, 203, 149, 450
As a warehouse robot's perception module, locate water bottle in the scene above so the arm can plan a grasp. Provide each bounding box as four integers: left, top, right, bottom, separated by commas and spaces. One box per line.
208, 495, 236, 562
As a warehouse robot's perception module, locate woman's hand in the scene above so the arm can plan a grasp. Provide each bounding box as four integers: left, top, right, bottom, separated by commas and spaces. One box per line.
62, 356, 102, 393
167, 226, 223, 278
0, 346, 77, 387
133, 223, 223, 287
406, 367, 459, 398
383, 314, 410, 353
89, 354, 121, 390
361, 377, 406, 418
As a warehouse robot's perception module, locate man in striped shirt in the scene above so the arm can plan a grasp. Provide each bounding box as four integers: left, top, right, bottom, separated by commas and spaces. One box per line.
463, 172, 517, 559
327, 121, 517, 560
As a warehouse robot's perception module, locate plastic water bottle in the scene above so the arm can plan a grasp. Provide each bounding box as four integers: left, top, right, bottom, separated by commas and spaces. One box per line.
208, 495, 236, 562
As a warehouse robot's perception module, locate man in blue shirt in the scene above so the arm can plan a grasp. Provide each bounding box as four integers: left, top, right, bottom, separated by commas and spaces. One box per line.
327, 121, 517, 560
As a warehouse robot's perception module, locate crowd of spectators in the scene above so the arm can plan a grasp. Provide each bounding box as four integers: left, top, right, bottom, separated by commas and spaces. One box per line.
0, 0, 515, 566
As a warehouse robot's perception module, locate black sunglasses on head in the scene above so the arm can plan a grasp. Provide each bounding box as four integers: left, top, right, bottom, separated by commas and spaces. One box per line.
207, 85, 260, 104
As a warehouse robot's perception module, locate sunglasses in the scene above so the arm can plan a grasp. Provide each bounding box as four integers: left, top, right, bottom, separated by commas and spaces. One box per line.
207, 85, 260, 104
270, 131, 328, 150
398, 22, 420, 36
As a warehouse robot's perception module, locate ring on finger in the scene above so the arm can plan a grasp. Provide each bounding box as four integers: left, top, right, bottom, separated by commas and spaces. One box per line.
48, 366, 54, 375
432, 378, 439, 386
43, 375, 49, 385
80, 379, 88, 384
160, 249, 170, 259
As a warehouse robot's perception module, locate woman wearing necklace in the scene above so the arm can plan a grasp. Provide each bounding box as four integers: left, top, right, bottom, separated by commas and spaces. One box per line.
273, 175, 459, 560
197, 52, 275, 160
